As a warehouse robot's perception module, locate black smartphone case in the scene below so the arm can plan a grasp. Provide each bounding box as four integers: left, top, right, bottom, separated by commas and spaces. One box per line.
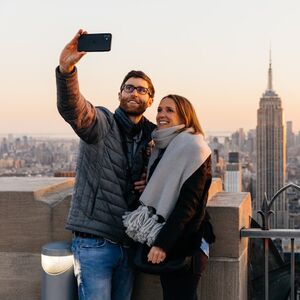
77, 33, 112, 52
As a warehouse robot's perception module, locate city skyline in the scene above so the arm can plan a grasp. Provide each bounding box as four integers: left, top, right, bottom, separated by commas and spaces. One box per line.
1, 0, 300, 134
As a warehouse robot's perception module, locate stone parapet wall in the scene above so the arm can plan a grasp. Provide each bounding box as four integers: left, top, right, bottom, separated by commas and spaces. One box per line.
0, 177, 251, 300
0, 177, 74, 300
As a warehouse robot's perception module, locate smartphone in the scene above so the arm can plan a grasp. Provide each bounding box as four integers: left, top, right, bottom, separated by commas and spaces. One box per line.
77, 33, 112, 52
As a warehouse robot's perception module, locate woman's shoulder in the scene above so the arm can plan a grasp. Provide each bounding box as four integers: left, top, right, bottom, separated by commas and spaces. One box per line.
176, 132, 211, 155
176, 131, 204, 144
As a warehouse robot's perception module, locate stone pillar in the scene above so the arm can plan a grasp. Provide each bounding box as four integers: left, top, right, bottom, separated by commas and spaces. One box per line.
199, 192, 252, 300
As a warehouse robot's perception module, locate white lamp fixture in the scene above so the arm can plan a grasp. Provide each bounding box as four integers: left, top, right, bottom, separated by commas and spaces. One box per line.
41, 241, 78, 300
41, 241, 74, 274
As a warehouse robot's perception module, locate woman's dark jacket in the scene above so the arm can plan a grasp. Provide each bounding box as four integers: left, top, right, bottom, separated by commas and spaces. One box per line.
153, 155, 213, 258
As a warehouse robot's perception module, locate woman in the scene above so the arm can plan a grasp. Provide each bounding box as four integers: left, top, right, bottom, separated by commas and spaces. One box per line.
123, 94, 214, 300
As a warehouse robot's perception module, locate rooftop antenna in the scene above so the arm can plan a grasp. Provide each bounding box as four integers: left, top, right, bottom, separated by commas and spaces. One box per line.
267, 43, 273, 91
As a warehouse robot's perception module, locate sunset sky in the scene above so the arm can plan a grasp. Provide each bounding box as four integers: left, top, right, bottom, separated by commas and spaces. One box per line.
1, 0, 300, 136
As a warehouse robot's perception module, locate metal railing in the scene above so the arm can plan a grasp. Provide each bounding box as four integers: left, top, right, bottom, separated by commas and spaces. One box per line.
241, 183, 300, 300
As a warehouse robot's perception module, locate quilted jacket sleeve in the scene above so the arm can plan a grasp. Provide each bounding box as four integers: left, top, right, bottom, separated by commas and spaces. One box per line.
56, 66, 111, 144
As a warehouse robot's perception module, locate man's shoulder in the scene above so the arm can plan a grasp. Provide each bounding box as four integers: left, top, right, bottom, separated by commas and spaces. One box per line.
95, 106, 113, 115
94, 106, 116, 123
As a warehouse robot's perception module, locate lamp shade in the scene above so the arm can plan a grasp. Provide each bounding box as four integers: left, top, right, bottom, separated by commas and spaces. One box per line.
41, 241, 73, 275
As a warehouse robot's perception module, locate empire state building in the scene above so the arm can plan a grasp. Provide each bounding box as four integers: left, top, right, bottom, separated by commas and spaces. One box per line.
255, 56, 287, 228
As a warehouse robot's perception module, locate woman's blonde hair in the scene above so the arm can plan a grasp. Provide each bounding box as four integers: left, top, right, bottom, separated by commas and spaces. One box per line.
161, 94, 204, 135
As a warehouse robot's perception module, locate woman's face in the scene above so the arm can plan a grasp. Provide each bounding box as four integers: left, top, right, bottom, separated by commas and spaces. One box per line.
156, 97, 184, 129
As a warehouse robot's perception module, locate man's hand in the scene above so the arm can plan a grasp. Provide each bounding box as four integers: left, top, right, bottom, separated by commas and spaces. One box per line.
59, 29, 87, 74
147, 246, 167, 264
134, 172, 146, 193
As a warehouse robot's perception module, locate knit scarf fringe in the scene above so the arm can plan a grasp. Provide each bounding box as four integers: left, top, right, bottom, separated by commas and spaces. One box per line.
122, 205, 165, 246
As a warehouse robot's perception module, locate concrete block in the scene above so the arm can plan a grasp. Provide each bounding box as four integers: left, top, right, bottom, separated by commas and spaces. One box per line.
0, 196, 51, 252
52, 194, 73, 242
0, 252, 41, 300
0, 177, 74, 253
207, 192, 252, 258
199, 248, 248, 300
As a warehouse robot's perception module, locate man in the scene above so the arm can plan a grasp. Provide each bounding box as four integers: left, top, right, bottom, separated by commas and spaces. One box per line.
56, 29, 156, 300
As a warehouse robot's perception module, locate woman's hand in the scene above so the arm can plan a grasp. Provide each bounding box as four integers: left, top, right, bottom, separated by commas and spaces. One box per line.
59, 29, 87, 74
147, 246, 166, 264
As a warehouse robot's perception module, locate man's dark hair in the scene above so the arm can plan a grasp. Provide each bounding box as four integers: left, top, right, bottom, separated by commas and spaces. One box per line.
120, 70, 155, 98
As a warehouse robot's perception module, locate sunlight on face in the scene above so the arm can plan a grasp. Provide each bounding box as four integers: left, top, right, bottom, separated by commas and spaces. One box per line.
156, 97, 184, 129
118, 77, 153, 116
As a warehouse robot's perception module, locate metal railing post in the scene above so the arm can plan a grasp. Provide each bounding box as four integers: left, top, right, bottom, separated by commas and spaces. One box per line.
264, 238, 269, 300
291, 238, 295, 300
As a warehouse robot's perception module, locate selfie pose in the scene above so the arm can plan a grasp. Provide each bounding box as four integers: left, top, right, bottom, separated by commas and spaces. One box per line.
56, 29, 156, 300
123, 95, 215, 300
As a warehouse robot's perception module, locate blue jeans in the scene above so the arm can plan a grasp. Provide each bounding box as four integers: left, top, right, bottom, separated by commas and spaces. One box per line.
71, 235, 134, 300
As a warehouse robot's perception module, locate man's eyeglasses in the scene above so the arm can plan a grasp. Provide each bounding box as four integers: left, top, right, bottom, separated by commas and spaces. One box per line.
122, 84, 151, 96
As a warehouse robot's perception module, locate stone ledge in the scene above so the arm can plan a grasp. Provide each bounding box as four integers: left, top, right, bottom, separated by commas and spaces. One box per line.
0, 177, 74, 201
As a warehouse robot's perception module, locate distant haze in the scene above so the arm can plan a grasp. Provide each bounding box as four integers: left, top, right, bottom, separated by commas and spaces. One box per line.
1, 0, 300, 134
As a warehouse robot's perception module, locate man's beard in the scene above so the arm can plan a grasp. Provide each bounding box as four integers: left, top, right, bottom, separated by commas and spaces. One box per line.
119, 97, 148, 116
125, 107, 147, 116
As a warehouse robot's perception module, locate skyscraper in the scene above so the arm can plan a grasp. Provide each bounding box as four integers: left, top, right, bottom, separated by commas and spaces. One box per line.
255, 54, 287, 228
225, 152, 242, 192
286, 121, 295, 148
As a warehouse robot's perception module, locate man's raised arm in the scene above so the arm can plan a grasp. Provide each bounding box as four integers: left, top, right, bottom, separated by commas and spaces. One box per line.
56, 29, 109, 143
